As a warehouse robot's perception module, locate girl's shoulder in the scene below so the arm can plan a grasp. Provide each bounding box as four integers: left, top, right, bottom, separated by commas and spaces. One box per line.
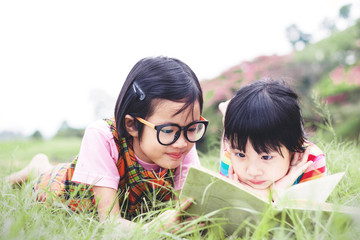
304, 141, 325, 157
81, 119, 119, 158
84, 119, 114, 140
87, 118, 110, 128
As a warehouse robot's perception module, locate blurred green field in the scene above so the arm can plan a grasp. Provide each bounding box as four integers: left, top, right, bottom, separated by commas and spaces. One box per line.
0, 138, 82, 177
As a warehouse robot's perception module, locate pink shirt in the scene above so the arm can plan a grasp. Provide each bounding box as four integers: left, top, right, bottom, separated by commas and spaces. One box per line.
72, 119, 200, 191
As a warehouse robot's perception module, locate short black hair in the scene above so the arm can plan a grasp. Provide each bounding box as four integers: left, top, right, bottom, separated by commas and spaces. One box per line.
224, 79, 305, 155
114, 56, 203, 139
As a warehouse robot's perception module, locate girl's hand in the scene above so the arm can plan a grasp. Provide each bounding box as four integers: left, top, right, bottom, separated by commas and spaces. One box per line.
218, 100, 230, 116
228, 165, 241, 184
218, 100, 230, 124
144, 198, 204, 233
271, 146, 313, 200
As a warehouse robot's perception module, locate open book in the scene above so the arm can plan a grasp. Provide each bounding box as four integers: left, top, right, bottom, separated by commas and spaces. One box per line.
179, 166, 360, 235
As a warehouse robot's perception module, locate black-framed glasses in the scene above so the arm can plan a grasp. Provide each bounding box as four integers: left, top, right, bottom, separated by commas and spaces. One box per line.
136, 116, 208, 146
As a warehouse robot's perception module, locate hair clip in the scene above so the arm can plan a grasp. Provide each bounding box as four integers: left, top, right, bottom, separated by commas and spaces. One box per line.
132, 82, 146, 101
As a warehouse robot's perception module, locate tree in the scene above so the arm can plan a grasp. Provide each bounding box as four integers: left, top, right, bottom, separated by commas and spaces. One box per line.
321, 3, 353, 35
339, 4, 352, 20
30, 130, 43, 140
321, 18, 337, 34
285, 24, 312, 51
54, 121, 84, 138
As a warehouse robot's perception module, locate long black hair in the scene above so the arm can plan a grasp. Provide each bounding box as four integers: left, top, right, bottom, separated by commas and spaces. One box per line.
114, 56, 203, 140
224, 79, 305, 155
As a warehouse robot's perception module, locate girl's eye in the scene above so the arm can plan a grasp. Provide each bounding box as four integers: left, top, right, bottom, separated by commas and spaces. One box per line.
161, 129, 173, 134
187, 127, 197, 133
261, 155, 273, 160
235, 152, 245, 158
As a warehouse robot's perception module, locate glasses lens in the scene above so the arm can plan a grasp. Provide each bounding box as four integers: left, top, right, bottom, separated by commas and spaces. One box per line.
158, 125, 180, 145
186, 122, 206, 142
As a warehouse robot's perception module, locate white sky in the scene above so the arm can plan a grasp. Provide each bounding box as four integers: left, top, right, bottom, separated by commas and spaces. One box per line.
1, 0, 359, 138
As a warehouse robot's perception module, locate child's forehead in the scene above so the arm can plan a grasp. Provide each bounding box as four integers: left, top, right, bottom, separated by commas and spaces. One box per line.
148, 98, 200, 121
152, 98, 184, 108
152, 99, 197, 112
227, 138, 287, 154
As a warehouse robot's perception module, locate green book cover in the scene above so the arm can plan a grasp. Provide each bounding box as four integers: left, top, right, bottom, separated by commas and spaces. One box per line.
179, 166, 358, 235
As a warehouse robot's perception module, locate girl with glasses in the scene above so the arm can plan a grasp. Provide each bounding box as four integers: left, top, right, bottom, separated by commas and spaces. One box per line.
6, 56, 208, 232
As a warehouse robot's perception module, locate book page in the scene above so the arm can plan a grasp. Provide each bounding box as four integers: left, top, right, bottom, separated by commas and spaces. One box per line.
180, 167, 359, 235
180, 166, 269, 235
276, 172, 345, 203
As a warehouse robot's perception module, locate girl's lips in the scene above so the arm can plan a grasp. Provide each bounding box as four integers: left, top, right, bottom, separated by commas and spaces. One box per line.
248, 180, 266, 185
168, 153, 183, 159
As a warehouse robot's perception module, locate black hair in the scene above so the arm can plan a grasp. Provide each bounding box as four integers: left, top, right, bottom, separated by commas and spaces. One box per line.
114, 56, 203, 140
224, 79, 305, 155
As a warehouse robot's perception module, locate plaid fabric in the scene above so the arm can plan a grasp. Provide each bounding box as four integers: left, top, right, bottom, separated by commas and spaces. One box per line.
104, 118, 175, 219
33, 160, 95, 212
33, 118, 175, 219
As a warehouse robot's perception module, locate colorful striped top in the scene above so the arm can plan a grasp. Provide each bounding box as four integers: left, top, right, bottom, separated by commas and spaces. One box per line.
219, 142, 326, 185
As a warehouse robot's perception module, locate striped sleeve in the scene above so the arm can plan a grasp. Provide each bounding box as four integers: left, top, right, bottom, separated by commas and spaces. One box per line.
220, 149, 231, 177
296, 144, 326, 184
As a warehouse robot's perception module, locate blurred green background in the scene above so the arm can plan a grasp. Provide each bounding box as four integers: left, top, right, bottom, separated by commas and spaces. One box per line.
198, 17, 360, 153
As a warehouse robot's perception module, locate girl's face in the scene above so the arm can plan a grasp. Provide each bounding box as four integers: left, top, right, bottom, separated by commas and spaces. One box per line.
130, 99, 201, 169
227, 139, 291, 190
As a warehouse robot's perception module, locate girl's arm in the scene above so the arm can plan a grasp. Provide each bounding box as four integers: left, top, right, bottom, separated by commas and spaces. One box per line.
92, 186, 137, 229
92, 186, 196, 232
218, 100, 230, 160
270, 146, 313, 198
296, 143, 326, 183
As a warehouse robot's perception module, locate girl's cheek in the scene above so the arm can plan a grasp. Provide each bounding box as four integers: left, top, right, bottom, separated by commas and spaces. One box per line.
231, 161, 242, 176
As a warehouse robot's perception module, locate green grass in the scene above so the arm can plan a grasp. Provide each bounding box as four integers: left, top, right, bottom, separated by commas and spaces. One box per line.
0, 137, 82, 177
1, 137, 360, 239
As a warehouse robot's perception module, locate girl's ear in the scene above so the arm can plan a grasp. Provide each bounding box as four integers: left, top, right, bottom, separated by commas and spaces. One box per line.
124, 115, 138, 137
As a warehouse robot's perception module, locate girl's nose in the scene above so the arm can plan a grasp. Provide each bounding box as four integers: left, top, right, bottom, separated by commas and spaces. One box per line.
246, 162, 262, 177
172, 131, 188, 148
